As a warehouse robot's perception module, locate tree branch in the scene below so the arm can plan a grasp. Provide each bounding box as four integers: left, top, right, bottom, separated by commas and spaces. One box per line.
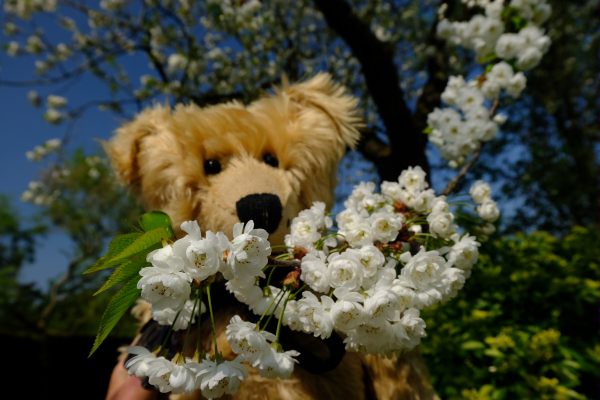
313, 0, 429, 181
442, 99, 499, 195
441, 146, 483, 196
37, 252, 88, 331
357, 127, 392, 162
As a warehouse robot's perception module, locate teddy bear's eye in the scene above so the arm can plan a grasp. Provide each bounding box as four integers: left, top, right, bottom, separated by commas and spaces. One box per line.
204, 159, 221, 175
263, 153, 279, 168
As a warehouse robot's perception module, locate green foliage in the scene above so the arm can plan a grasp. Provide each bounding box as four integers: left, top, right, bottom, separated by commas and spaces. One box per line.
422, 226, 600, 399
139, 211, 174, 233
89, 275, 141, 356
0, 196, 40, 269
87, 211, 175, 355
85, 232, 143, 274
0, 196, 45, 334
0, 150, 143, 337
93, 253, 147, 295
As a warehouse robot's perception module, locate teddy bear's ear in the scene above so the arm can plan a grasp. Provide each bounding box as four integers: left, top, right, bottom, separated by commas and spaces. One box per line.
103, 105, 171, 186
279, 73, 362, 150
247, 73, 363, 209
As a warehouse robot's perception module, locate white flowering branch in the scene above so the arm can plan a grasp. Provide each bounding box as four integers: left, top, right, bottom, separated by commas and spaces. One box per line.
442, 98, 500, 196
86, 164, 502, 397
427, 0, 552, 175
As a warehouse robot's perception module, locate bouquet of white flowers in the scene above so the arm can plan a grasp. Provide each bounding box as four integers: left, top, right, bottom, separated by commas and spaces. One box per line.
86, 1, 553, 395
87, 166, 498, 398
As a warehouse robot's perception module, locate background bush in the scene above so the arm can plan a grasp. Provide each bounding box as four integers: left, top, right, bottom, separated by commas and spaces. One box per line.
422, 226, 600, 399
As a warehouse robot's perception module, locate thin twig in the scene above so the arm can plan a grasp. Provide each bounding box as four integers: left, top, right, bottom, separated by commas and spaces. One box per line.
441, 99, 500, 196
442, 146, 483, 196
37, 253, 87, 331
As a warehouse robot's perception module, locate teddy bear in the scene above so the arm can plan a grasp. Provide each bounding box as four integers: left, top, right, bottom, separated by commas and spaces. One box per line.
104, 73, 436, 399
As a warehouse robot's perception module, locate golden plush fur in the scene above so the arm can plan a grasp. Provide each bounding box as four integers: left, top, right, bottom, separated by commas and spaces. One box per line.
106, 74, 436, 399
105, 74, 359, 243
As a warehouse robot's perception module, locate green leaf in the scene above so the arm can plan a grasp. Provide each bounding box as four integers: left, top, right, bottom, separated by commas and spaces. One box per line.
484, 348, 504, 358
511, 16, 527, 30
85, 227, 172, 274
139, 211, 173, 233
107, 226, 172, 265
94, 253, 148, 295
462, 340, 486, 351
84, 232, 142, 274
478, 52, 498, 65
89, 275, 140, 357
423, 126, 433, 135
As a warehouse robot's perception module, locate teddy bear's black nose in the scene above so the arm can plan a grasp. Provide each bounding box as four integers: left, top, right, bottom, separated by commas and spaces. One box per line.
236, 193, 282, 234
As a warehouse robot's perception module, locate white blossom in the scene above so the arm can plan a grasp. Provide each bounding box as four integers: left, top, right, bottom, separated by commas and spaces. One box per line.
44, 109, 64, 124
225, 221, 270, 280
330, 288, 365, 330
146, 357, 178, 393
124, 346, 156, 378
138, 247, 191, 312
284, 202, 332, 249
300, 251, 331, 293
427, 211, 456, 239
477, 198, 500, 222
295, 291, 334, 338
327, 251, 364, 291
400, 248, 452, 307
252, 347, 299, 379
397, 308, 426, 349
363, 288, 399, 321
447, 234, 480, 272
175, 229, 228, 281
7, 41, 19, 56
168, 363, 197, 394
47, 95, 67, 108
370, 211, 403, 243
353, 244, 385, 279
167, 53, 187, 72
152, 299, 203, 330
506, 72, 527, 98
226, 315, 275, 361
105, 162, 487, 396
398, 166, 428, 192
469, 180, 492, 204
193, 357, 246, 398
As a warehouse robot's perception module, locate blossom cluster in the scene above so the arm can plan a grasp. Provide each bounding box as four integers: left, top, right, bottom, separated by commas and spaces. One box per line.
25, 138, 61, 161
21, 152, 107, 207
469, 180, 500, 239
20, 180, 57, 205
126, 166, 490, 397
130, 219, 301, 396
125, 346, 246, 397
437, 0, 551, 68
430, 0, 551, 167
4, 0, 57, 19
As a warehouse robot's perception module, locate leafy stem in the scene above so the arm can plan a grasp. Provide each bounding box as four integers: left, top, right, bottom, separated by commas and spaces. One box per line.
205, 284, 221, 359
275, 292, 292, 343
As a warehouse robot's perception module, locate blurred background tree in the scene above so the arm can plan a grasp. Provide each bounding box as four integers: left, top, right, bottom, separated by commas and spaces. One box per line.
0, 0, 598, 398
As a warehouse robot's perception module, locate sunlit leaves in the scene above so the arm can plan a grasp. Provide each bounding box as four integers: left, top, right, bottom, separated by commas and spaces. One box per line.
87, 211, 175, 356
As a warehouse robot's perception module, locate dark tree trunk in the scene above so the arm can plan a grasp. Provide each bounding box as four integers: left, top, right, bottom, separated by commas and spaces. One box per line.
313, 0, 430, 182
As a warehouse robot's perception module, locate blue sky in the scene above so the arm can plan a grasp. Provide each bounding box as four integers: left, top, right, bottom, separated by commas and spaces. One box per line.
0, 7, 511, 291
1, 50, 129, 289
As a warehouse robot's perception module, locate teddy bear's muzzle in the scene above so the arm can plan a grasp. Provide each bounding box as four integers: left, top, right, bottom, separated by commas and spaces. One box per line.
235, 193, 283, 233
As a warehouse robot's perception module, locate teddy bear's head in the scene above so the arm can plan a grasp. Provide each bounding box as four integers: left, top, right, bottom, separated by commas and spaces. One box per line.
105, 74, 360, 244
